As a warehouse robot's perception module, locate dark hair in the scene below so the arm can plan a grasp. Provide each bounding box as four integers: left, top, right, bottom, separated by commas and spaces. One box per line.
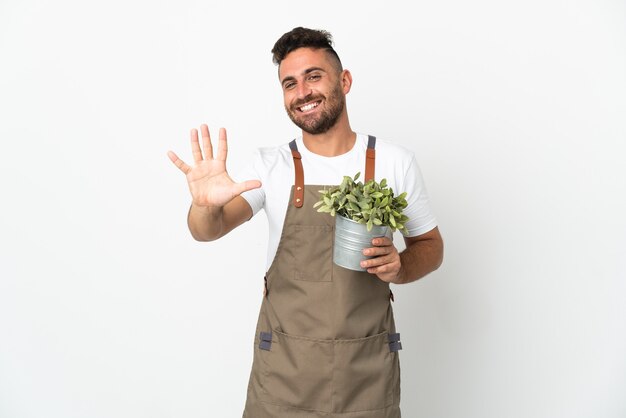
271, 27, 342, 70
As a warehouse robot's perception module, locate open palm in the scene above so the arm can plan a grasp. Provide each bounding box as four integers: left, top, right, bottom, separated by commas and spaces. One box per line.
168, 125, 260, 208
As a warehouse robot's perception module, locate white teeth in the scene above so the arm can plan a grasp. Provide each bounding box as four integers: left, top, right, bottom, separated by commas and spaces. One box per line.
299, 102, 318, 112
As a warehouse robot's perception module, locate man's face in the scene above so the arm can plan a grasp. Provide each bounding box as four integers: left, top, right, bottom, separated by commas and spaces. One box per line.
279, 48, 347, 135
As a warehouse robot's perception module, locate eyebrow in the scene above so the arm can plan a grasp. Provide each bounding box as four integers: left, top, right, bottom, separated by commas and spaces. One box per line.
280, 67, 326, 86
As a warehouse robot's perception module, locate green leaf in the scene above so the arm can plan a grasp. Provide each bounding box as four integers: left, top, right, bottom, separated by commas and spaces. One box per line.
313, 170, 409, 232
340, 177, 349, 192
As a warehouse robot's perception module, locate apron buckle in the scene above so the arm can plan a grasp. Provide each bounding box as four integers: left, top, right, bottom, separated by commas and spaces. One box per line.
388, 333, 402, 352
259, 331, 272, 351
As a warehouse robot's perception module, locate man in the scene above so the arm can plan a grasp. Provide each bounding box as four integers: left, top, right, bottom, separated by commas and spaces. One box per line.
168, 27, 443, 418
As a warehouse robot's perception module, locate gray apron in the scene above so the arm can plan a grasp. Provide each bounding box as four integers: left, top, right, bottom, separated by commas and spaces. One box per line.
243, 136, 402, 417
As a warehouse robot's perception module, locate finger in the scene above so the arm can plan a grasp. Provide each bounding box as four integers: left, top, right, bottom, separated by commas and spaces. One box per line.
367, 264, 391, 274
232, 179, 262, 195
362, 245, 392, 257
216, 127, 228, 162
201, 124, 213, 160
371, 237, 393, 247
361, 253, 395, 269
190, 128, 203, 163
367, 263, 398, 277
167, 151, 191, 174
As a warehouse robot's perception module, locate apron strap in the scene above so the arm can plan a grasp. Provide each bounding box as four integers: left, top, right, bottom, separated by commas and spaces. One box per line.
289, 139, 304, 208
365, 135, 376, 182
289, 135, 377, 208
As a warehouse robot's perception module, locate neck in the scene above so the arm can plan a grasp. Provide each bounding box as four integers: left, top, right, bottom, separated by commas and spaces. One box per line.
301, 115, 356, 157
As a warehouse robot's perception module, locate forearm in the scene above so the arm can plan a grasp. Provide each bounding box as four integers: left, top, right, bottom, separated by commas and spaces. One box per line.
187, 196, 253, 242
187, 203, 224, 242
395, 234, 444, 284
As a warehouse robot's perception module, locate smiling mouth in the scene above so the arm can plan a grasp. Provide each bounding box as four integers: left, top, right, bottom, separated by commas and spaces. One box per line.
297, 100, 322, 113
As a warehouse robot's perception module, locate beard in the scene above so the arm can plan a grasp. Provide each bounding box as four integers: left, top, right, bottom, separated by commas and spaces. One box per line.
285, 83, 345, 135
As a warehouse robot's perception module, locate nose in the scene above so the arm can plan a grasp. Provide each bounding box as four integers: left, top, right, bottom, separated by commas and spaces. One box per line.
296, 82, 312, 100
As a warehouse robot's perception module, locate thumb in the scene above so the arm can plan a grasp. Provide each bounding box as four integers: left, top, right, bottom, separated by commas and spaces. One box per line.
233, 179, 262, 195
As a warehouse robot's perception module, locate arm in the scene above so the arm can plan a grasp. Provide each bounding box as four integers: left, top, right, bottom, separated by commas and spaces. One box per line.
187, 195, 252, 241
168, 124, 261, 242
361, 226, 444, 284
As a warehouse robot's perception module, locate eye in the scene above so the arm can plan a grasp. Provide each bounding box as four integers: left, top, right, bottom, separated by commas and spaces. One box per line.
284, 81, 296, 90
308, 74, 321, 81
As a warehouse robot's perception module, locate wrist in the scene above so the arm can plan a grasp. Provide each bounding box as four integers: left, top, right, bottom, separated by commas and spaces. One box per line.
391, 267, 406, 285
191, 201, 223, 216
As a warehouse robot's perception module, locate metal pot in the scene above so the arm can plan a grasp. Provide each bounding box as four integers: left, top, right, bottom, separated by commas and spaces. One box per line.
333, 215, 393, 271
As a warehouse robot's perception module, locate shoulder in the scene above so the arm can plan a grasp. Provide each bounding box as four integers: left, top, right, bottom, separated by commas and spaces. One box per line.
363, 135, 417, 171
364, 134, 424, 190
371, 136, 415, 160
251, 141, 294, 171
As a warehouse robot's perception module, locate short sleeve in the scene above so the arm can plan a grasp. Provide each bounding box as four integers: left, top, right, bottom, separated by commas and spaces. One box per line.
400, 155, 438, 237
232, 149, 265, 216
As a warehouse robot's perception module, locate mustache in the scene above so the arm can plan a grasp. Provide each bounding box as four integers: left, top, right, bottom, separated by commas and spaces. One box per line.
292, 93, 324, 109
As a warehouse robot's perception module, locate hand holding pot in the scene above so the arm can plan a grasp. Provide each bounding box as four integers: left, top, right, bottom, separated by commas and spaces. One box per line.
168, 124, 261, 207
361, 237, 402, 283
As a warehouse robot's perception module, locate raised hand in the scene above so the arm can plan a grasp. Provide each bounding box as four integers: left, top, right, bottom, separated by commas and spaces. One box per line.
167, 125, 261, 208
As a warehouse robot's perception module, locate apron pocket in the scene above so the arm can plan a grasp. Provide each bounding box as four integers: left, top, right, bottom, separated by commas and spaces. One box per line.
332, 331, 394, 412
260, 330, 333, 412
290, 225, 333, 282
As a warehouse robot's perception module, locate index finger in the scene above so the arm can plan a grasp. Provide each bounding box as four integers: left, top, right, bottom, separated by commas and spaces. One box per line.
190, 128, 203, 163
371, 236, 393, 247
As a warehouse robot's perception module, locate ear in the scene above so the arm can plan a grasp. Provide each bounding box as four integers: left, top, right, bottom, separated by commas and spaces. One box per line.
341, 69, 353, 94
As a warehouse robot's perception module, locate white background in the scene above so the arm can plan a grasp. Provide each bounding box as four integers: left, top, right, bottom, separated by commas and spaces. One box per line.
1, 1, 625, 417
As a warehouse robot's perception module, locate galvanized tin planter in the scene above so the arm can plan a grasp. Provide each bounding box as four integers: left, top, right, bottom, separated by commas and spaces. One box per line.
333, 215, 393, 271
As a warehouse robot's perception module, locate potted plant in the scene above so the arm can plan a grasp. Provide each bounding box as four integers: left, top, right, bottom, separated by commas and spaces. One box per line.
314, 172, 409, 271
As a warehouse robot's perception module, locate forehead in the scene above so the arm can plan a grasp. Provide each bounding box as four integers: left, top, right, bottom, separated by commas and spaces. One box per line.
278, 47, 335, 80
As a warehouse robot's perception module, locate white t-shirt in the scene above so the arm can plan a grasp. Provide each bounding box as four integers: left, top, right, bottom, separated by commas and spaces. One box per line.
237, 133, 438, 269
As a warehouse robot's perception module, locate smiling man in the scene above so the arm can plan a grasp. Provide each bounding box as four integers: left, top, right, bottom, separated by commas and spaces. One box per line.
281, 50, 346, 137
168, 27, 443, 418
